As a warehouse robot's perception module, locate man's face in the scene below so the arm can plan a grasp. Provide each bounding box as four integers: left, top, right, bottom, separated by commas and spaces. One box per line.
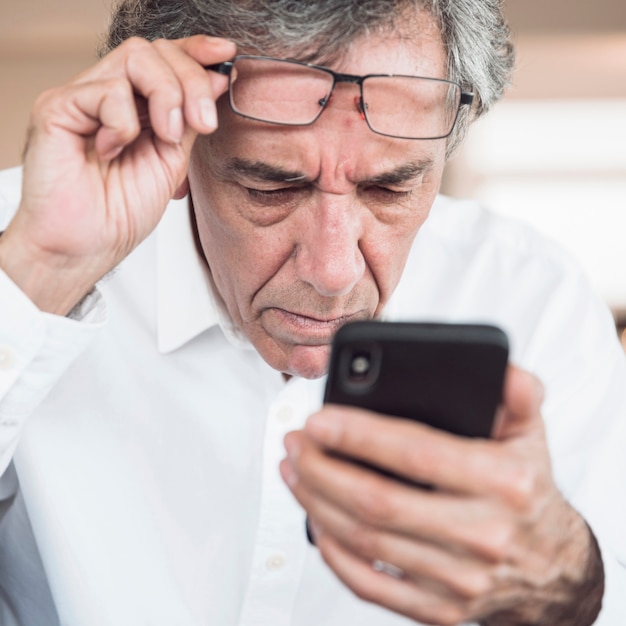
188, 14, 448, 379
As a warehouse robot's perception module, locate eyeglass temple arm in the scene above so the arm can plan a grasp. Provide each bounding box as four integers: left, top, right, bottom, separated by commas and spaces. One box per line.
460, 92, 474, 106
205, 61, 234, 75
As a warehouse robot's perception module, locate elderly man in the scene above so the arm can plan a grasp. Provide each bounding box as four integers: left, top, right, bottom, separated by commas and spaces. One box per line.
0, 1, 625, 625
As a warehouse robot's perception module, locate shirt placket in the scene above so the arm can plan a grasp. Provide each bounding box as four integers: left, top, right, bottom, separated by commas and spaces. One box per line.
237, 376, 323, 626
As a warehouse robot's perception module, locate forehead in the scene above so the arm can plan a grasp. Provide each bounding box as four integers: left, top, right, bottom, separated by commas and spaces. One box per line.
196, 14, 448, 182
334, 10, 446, 78
234, 5, 446, 78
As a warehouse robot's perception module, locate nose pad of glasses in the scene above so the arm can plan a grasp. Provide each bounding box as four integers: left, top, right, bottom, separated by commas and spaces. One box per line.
318, 93, 332, 108
354, 96, 367, 121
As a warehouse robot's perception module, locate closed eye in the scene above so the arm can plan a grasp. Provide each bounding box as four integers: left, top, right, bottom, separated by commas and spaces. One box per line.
245, 186, 308, 208
360, 186, 413, 202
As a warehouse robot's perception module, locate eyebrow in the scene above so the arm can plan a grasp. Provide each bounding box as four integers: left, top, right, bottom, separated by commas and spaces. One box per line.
365, 160, 435, 187
223, 158, 308, 183
223, 157, 434, 186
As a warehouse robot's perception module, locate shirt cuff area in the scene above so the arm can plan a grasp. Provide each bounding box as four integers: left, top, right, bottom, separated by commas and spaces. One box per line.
0, 269, 107, 417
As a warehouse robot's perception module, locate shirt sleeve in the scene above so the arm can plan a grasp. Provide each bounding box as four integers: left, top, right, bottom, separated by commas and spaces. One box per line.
0, 269, 107, 476
572, 347, 626, 625
518, 261, 626, 625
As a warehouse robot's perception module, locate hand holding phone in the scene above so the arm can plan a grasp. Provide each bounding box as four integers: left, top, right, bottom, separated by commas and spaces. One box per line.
304, 321, 509, 543
287, 325, 594, 626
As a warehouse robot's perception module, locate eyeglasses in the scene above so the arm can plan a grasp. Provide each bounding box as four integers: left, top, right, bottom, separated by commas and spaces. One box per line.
207, 55, 474, 141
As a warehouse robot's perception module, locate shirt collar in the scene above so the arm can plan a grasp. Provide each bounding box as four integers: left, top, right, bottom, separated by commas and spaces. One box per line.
156, 196, 251, 354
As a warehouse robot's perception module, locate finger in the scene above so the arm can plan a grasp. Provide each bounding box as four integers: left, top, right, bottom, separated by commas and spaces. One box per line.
282, 432, 523, 561
287, 469, 497, 600
76, 36, 235, 142
301, 405, 522, 496
493, 365, 545, 440
75, 37, 185, 144
316, 532, 471, 626
152, 36, 235, 133
94, 82, 144, 159
30, 79, 141, 161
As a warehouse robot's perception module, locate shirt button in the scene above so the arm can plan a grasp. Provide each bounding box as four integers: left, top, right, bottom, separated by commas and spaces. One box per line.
275, 405, 294, 424
265, 553, 286, 571
0, 347, 15, 370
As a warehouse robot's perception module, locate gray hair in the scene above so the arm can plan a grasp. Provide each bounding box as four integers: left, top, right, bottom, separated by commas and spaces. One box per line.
102, 0, 514, 154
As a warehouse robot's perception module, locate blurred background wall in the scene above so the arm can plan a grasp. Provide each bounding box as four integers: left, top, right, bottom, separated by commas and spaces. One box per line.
444, 0, 626, 347
1, 0, 625, 344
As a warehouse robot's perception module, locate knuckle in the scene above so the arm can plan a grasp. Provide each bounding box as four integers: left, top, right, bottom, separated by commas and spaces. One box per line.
31, 90, 56, 125
398, 441, 427, 477
477, 520, 515, 561
121, 36, 151, 55
454, 569, 493, 599
347, 522, 379, 557
352, 481, 397, 527
32, 86, 58, 111
151, 37, 173, 54
502, 462, 540, 511
104, 76, 133, 100
31, 87, 72, 131
397, 427, 449, 482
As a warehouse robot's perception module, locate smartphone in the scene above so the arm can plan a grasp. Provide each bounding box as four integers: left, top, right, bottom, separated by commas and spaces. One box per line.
305, 321, 509, 544
324, 320, 509, 438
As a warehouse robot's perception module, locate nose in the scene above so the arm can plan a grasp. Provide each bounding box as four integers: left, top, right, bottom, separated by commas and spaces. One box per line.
294, 192, 366, 297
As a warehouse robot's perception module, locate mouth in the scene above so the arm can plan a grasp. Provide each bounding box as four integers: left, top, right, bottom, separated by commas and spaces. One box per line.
262, 308, 367, 346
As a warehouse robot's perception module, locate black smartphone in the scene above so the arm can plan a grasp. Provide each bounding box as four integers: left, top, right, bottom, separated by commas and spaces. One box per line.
324, 320, 509, 438
305, 321, 509, 544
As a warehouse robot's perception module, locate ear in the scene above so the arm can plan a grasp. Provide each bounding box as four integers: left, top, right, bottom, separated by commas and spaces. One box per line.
173, 177, 190, 199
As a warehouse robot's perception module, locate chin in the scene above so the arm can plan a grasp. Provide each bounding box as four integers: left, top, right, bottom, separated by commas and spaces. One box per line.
272, 344, 332, 380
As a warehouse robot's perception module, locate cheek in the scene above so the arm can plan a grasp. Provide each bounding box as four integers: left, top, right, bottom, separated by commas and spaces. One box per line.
191, 188, 295, 317
366, 227, 418, 301
364, 195, 434, 306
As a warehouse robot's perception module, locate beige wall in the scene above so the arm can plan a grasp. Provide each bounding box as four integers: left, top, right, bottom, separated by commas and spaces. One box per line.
1, 55, 100, 168
0, 0, 110, 169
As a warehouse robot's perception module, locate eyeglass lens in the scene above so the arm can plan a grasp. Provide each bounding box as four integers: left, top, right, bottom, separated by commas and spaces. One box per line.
227, 57, 462, 140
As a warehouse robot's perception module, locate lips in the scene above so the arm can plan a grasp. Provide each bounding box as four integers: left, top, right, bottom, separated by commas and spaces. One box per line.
262, 307, 367, 345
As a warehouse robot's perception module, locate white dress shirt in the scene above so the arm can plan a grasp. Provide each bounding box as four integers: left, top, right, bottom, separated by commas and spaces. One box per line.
1, 165, 625, 626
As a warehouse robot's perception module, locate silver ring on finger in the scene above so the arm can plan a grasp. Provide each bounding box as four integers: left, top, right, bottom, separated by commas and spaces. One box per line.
372, 559, 405, 579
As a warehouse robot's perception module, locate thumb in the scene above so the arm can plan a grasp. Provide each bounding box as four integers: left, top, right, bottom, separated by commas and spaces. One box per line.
492, 364, 545, 440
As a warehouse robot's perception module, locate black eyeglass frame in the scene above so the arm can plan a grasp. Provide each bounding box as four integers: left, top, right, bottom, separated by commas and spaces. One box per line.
206, 55, 474, 140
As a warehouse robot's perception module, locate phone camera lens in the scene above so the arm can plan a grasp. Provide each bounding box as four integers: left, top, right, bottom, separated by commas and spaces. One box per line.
350, 353, 370, 379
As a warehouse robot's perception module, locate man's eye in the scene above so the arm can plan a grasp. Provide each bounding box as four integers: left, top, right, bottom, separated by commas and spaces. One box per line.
363, 186, 413, 201
245, 187, 303, 205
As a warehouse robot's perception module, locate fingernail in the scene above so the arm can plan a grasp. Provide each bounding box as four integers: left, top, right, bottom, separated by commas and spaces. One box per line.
168, 107, 184, 143
199, 98, 217, 131
279, 458, 298, 488
283, 434, 301, 461
102, 144, 124, 161
305, 412, 341, 445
